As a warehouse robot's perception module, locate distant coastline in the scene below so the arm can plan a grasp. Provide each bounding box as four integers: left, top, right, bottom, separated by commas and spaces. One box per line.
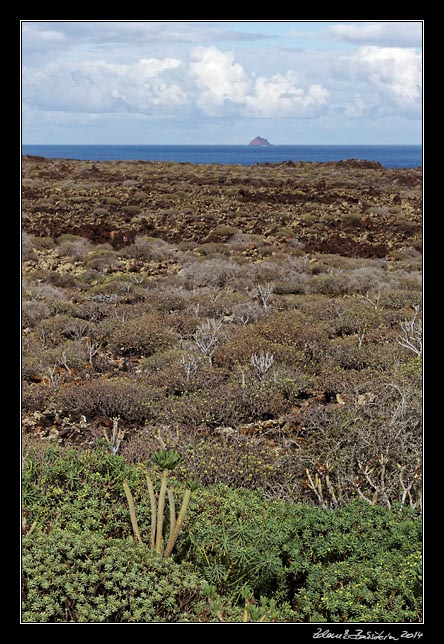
21, 144, 422, 168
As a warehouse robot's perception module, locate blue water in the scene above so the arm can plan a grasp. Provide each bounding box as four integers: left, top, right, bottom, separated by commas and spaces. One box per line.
21, 144, 422, 169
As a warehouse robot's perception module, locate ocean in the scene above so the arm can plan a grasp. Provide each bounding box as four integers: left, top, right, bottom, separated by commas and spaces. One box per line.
21, 144, 422, 169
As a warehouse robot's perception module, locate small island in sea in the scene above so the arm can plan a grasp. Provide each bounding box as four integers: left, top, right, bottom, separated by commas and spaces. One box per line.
249, 136, 272, 146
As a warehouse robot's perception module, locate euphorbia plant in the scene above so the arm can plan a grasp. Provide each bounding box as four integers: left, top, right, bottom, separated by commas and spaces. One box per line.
123, 449, 193, 558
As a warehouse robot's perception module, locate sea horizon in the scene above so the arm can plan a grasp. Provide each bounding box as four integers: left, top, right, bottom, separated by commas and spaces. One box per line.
21, 143, 422, 168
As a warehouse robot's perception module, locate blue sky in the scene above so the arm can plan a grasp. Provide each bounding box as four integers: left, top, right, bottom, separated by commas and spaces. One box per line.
21, 20, 423, 144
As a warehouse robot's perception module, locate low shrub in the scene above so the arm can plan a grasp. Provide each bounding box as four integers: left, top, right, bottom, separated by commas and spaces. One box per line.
108, 313, 178, 358
120, 236, 175, 262
21, 445, 423, 622
57, 378, 154, 424
196, 242, 231, 256
183, 488, 422, 621
22, 530, 206, 622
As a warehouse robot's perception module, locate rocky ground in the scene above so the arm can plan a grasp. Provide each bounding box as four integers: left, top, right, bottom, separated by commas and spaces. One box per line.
22, 155, 422, 258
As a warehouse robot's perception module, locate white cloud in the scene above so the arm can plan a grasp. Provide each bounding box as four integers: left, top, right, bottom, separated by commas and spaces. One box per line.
189, 46, 329, 118
329, 22, 422, 48
23, 56, 186, 114
189, 46, 251, 114
21, 23, 67, 53
246, 72, 329, 117
335, 46, 422, 117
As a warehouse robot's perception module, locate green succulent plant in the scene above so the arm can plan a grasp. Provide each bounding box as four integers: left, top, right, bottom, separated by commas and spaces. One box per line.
151, 449, 182, 471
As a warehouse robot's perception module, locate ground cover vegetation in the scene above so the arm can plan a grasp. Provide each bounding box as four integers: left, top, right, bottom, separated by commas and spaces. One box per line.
21, 155, 422, 622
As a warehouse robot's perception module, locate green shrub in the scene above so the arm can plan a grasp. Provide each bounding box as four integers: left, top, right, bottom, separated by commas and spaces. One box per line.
21, 445, 422, 622
102, 196, 120, 205
183, 488, 422, 621
22, 530, 206, 622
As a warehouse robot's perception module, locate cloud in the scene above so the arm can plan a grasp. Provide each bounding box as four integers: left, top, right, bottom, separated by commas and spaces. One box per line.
329, 22, 422, 48
246, 73, 329, 117
334, 46, 422, 118
22, 21, 274, 55
189, 46, 329, 118
21, 23, 67, 53
189, 46, 251, 114
23, 56, 186, 114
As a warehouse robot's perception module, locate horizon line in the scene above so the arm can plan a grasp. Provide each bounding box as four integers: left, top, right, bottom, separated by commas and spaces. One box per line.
22, 142, 422, 147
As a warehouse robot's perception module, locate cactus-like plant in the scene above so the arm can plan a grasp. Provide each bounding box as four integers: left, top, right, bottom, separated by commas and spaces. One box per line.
123, 449, 192, 557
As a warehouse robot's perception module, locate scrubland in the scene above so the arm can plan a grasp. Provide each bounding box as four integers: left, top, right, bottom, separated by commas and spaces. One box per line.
21, 156, 422, 623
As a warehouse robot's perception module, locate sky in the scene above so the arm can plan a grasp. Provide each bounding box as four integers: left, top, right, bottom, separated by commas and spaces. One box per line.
21, 20, 423, 145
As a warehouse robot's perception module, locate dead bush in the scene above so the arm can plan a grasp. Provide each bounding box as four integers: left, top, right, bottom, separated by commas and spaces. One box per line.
300, 380, 422, 509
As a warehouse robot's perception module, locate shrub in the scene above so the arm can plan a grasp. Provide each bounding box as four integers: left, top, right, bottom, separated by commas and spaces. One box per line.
122, 205, 141, 216
21, 445, 422, 622
341, 212, 362, 228
85, 249, 119, 271
102, 196, 120, 205
22, 232, 38, 261
397, 218, 418, 234
120, 236, 174, 262
196, 242, 231, 256
108, 313, 178, 357
31, 236, 56, 250
57, 379, 154, 424
22, 530, 206, 622
22, 300, 51, 327
178, 258, 246, 289
208, 224, 239, 242
183, 488, 422, 621
93, 208, 111, 217
57, 237, 92, 261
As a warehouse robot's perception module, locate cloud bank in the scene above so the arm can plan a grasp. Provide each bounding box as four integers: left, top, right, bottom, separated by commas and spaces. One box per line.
335, 46, 422, 118
23, 46, 331, 119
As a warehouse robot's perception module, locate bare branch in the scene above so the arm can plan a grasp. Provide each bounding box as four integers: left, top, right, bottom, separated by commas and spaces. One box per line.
193, 318, 223, 366
181, 354, 198, 381
396, 305, 422, 356
251, 351, 274, 380
256, 283, 274, 309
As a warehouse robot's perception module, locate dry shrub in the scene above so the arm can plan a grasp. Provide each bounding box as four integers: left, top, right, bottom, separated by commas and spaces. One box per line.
214, 309, 321, 370
120, 236, 175, 261
153, 380, 290, 430
30, 237, 56, 251
22, 381, 52, 413
22, 232, 38, 261
108, 313, 178, 357
195, 242, 231, 256
22, 300, 51, 327
207, 224, 239, 241
57, 237, 92, 261
178, 258, 246, 289
85, 248, 119, 271
57, 378, 154, 424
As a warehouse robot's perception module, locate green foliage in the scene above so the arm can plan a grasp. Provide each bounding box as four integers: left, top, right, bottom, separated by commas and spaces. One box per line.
22, 530, 206, 622
151, 449, 182, 471
22, 444, 134, 537
182, 486, 422, 621
22, 445, 422, 622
